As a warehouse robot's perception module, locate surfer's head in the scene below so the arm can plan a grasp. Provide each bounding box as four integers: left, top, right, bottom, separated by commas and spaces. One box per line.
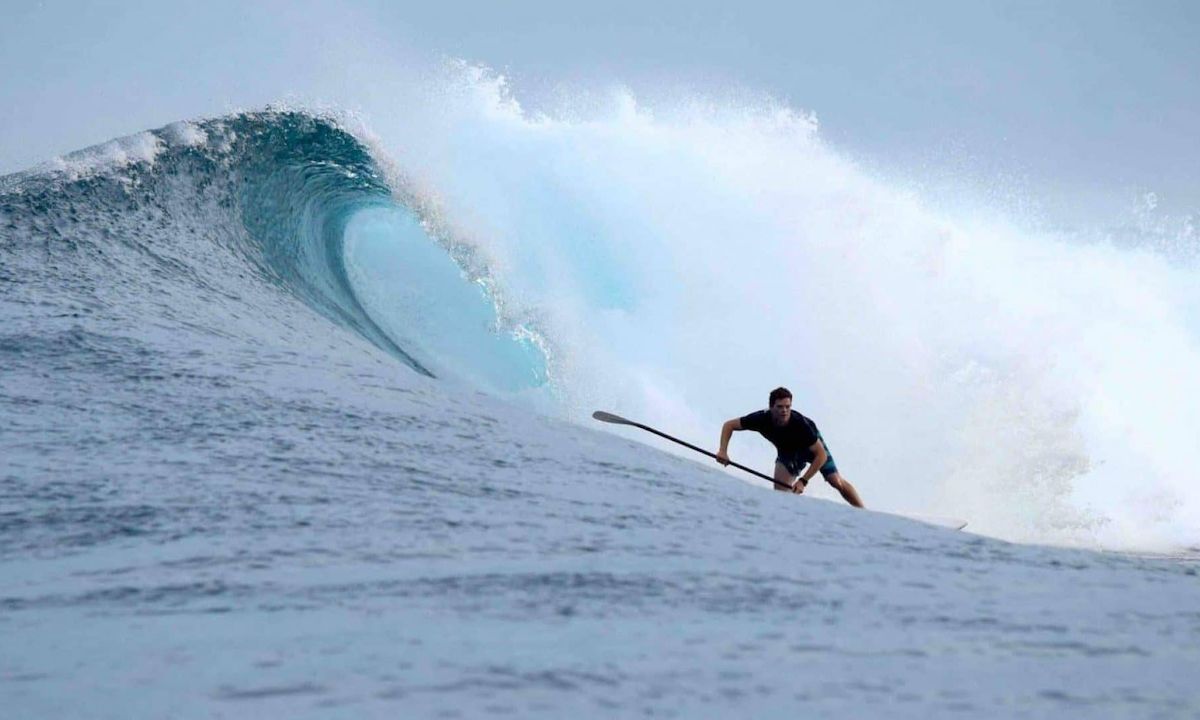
769, 387, 792, 425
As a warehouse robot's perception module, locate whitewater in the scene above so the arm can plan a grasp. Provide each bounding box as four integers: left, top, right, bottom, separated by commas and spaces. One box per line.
3, 69, 1199, 717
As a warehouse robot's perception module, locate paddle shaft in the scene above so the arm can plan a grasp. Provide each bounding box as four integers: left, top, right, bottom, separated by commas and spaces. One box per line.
593, 412, 792, 489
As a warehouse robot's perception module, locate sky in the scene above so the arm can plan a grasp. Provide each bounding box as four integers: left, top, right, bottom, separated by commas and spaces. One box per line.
2, 0, 1197, 226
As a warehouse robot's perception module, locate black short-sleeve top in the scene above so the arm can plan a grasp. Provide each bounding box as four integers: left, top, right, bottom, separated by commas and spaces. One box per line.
739, 410, 820, 457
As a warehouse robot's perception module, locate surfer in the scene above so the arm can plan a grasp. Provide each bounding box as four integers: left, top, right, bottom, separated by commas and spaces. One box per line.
715, 387, 864, 507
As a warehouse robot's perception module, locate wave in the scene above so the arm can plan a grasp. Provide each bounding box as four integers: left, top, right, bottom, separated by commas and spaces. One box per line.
0, 110, 546, 392
4, 76, 1199, 552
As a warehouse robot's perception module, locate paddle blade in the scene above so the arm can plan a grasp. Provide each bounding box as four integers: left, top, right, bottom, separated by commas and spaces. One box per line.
592, 410, 636, 426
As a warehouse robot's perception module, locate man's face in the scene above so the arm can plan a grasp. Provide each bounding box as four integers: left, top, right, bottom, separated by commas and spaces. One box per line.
770, 398, 792, 425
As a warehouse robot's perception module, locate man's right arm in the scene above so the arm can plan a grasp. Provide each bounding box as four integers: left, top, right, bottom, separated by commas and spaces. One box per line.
716, 418, 742, 466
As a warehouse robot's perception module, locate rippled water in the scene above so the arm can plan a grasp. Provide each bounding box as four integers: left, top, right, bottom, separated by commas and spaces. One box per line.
5, 333, 1200, 717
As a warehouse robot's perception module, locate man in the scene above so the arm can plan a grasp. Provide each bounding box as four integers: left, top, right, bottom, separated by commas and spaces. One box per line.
715, 387, 864, 507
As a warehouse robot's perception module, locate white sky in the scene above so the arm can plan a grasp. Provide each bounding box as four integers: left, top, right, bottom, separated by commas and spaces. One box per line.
2, 0, 1196, 225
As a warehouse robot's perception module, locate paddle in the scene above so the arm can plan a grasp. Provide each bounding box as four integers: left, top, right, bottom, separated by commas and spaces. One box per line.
591, 410, 792, 489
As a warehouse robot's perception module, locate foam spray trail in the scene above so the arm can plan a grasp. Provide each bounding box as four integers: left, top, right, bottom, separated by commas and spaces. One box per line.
352, 65, 1200, 550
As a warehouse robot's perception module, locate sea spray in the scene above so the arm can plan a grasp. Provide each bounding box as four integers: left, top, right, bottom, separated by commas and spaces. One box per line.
346, 65, 1200, 549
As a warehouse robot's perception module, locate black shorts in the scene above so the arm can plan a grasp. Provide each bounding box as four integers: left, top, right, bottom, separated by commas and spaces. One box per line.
777, 438, 837, 479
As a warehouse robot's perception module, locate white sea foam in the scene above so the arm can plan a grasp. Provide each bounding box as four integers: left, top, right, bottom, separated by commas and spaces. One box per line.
41, 130, 164, 181
161, 121, 208, 148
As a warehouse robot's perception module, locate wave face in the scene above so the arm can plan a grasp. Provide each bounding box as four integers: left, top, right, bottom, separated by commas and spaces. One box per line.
0, 110, 546, 394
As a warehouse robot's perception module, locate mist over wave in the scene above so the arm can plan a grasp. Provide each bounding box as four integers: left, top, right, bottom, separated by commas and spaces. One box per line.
347, 64, 1200, 550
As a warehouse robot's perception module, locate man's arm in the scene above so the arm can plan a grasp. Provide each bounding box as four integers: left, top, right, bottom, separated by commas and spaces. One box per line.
798, 439, 827, 485
716, 418, 742, 466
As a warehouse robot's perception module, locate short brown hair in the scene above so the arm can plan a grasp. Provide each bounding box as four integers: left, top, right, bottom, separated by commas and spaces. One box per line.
768, 387, 792, 407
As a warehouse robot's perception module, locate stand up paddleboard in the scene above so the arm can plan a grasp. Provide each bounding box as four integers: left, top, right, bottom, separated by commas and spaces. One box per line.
592, 410, 968, 531
889, 514, 968, 531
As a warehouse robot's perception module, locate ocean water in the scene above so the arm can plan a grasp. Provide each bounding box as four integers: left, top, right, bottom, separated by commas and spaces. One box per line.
3, 95, 1200, 717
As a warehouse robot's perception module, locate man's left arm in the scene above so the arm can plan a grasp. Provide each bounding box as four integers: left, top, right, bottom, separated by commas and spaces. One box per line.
797, 440, 827, 488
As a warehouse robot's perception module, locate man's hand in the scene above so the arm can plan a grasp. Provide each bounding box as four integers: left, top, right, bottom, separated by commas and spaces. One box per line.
717, 419, 740, 467
792, 478, 807, 494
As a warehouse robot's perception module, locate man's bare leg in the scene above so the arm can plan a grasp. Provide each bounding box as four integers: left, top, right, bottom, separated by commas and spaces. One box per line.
773, 462, 803, 493
824, 472, 864, 508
